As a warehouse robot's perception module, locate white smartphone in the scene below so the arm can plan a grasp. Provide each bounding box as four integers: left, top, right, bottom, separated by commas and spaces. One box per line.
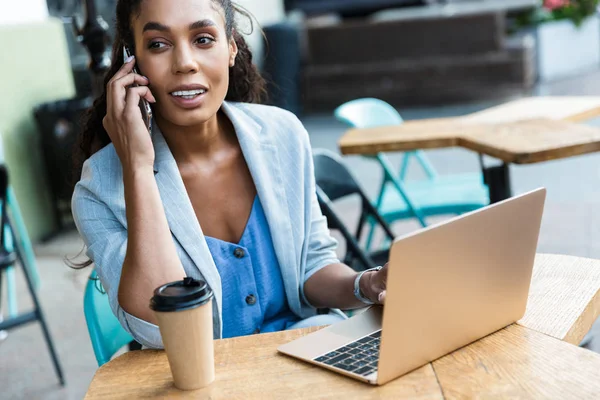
123, 46, 153, 135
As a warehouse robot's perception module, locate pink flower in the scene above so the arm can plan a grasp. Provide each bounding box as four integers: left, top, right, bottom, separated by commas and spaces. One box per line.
544, 0, 570, 10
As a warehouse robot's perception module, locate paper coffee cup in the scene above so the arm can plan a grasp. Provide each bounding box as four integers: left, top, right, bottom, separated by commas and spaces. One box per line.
150, 277, 215, 390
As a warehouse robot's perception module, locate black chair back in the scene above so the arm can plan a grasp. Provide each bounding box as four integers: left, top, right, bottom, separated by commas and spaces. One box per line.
313, 152, 363, 201
313, 150, 394, 270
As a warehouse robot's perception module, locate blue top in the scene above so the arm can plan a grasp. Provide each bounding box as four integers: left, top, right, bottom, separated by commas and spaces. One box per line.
205, 196, 301, 338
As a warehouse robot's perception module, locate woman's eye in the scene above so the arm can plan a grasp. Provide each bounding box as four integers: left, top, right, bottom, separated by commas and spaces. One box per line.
148, 41, 166, 50
196, 37, 214, 45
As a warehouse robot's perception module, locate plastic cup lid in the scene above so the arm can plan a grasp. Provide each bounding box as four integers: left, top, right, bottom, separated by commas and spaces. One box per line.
150, 277, 213, 312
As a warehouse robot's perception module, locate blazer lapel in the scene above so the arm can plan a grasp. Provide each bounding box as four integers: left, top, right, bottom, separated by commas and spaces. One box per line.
151, 127, 223, 327
222, 103, 300, 308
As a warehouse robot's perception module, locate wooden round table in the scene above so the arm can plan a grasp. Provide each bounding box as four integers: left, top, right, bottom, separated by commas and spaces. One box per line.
85, 254, 600, 399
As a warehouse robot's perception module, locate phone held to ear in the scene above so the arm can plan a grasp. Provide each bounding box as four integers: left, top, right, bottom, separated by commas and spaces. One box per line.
123, 46, 153, 135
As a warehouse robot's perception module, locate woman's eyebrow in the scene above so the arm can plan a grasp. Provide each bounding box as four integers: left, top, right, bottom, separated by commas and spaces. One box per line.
143, 21, 169, 33
189, 19, 217, 30
142, 19, 216, 33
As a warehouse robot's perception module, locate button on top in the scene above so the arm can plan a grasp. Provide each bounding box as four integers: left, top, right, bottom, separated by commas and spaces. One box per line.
233, 248, 245, 259
245, 294, 257, 305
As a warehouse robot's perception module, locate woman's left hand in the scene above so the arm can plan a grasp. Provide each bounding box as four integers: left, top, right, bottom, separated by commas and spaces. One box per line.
360, 263, 389, 305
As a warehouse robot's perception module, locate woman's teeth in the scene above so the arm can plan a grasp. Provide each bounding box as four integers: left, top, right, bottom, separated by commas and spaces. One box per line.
171, 89, 206, 99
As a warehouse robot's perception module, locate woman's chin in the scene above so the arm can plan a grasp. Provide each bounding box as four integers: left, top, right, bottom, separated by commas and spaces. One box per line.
157, 106, 219, 128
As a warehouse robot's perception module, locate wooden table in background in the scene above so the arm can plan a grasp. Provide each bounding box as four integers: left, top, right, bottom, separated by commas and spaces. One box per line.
338, 96, 600, 203
85, 254, 600, 399
463, 96, 600, 124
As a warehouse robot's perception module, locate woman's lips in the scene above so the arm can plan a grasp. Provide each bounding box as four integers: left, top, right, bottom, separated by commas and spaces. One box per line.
168, 91, 207, 109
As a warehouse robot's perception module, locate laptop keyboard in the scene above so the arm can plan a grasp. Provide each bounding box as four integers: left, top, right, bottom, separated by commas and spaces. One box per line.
313, 330, 381, 377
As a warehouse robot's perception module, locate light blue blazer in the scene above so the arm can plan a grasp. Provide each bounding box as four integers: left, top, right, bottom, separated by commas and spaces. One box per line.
72, 102, 341, 348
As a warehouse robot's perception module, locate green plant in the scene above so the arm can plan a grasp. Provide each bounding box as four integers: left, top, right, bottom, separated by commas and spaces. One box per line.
541, 0, 599, 27
510, 0, 599, 31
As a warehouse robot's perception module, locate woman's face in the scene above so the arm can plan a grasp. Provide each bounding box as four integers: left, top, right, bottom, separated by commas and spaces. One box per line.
131, 0, 237, 128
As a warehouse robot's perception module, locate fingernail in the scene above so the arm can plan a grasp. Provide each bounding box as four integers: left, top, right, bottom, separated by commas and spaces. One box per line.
125, 55, 135, 63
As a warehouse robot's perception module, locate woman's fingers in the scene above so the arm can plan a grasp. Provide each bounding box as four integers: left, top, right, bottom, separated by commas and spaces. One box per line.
125, 86, 156, 118
126, 86, 156, 105
381, 263, 388, 280
128, 85, 156, 104
107, 57, 136, 101
107, 57, 150, 109
372, 263, 388, 288
142, 87, 156, 103
110, 74, 150, 111
109, 55, 136, 84
374, 263, 389, 304
115, 72, 150, 89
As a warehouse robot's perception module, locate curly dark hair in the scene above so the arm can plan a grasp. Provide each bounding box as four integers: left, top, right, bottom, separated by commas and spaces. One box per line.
73, 0, 266, 176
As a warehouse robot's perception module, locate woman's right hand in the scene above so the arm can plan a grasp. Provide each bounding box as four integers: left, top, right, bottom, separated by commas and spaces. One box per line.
103, 56, 157, 171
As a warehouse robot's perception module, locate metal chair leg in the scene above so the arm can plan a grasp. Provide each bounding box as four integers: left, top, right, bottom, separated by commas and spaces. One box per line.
5, 266, 17, 317
8, 188, 41, 289
3, 220, 18, 317
482, 162, 512, 204
10, 219, 65, 386
0, 271, 6, 341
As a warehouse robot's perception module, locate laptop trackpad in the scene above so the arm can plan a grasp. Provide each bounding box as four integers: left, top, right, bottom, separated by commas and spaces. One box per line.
278, 307, 384, 361
327, 306, 383, 339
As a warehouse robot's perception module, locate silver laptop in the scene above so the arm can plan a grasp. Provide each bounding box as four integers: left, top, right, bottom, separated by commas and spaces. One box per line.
278, 188, 546, 385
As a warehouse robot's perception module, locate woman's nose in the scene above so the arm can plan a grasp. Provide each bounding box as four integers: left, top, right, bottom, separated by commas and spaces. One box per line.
172, 45, 198, 75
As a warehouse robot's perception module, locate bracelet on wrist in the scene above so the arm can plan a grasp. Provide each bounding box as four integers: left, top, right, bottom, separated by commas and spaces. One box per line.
353, 266, 382, 305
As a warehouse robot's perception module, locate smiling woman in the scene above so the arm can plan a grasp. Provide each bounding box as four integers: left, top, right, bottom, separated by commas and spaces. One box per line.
71, 0, 390, 349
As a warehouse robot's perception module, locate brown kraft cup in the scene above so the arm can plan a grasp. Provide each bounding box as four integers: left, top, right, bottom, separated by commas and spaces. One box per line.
150, 277, 215, 390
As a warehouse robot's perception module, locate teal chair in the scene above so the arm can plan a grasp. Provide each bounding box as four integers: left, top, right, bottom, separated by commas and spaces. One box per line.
334, 98, 490, 250
84, 270, 135, 366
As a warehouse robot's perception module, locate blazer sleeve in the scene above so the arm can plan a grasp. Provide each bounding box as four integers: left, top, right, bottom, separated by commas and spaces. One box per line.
296, 119, 341, 305
72, 160, 164, 349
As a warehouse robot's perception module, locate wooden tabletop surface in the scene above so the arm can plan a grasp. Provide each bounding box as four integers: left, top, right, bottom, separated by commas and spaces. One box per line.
519, 254, 600, 344
85, 254, 600, 399
338, 97, 600, 164
463, 96, 600, 124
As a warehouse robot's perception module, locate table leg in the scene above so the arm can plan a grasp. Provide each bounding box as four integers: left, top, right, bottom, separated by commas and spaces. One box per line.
483, 163, 512, 204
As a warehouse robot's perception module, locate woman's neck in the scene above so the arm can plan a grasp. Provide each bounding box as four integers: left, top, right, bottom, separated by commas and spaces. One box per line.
156, 110, 236, 166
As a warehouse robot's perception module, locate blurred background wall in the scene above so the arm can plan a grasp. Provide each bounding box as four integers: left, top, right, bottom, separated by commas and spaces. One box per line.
0, 1, 75, 241
236, 0, 286, 69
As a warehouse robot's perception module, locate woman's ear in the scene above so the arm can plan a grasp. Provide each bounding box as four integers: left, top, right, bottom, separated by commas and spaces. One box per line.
229, 34, 239, 67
